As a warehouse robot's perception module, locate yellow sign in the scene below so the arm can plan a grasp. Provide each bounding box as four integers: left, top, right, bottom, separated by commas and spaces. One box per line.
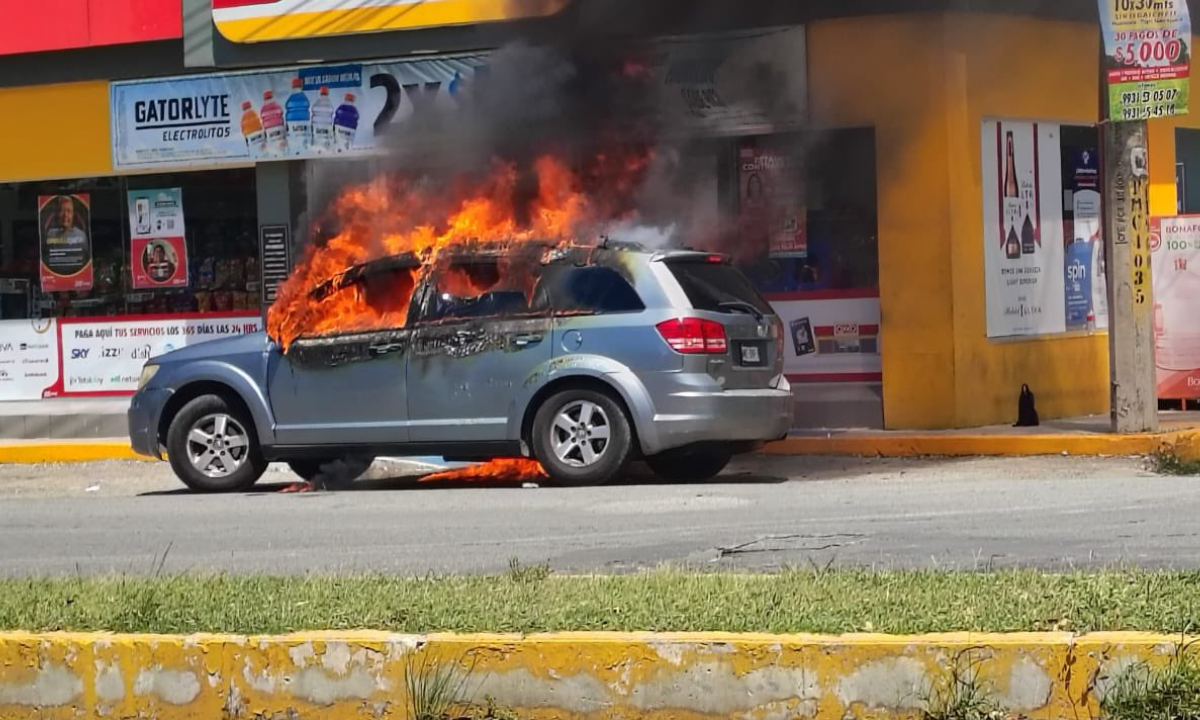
212, 0, 570, 44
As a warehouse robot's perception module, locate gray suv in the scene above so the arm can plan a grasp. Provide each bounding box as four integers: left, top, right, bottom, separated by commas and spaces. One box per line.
128, 243, 794, 491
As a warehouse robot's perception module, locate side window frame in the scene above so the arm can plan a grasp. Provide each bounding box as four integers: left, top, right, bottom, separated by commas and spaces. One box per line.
412, 260, 549, 326
540, 265, 646, 318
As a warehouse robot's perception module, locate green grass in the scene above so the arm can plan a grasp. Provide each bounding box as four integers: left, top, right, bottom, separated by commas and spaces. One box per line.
1151, 450, 1200, 476
1101, 644, 1200, 720
4, 568, 1200, 635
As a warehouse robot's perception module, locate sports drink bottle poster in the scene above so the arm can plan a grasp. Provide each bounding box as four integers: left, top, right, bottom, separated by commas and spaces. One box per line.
110, 55, 488, 171
980, 120, 1066, 339
1099, 0, 1191, 122
1150, 216, 1200, 400
128, 188, 188, 290
37, 194, 93, 293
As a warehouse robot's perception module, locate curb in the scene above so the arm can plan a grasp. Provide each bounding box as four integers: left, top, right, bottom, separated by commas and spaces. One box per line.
764, 426, 1200, 460
0, 631, 1185, 719
0, 427, 1197, 464
0, 440, 144, 464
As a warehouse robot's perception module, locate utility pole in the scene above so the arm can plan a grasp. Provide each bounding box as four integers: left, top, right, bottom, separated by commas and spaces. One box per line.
1101, 119, 1158, 433
1095, 0, 1190, 434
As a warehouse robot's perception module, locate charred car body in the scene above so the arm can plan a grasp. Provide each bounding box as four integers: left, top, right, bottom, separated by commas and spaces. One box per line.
128, 242, 794, 491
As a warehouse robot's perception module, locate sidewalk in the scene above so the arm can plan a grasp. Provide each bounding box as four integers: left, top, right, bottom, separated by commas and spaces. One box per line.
766, 411, 1200, 460
0, 410, 1196, 464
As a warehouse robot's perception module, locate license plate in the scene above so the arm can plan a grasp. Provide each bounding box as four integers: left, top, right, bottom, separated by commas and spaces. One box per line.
740, 345, 761, 364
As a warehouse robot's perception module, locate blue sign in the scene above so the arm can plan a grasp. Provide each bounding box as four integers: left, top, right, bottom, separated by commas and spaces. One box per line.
1065, 241, 1093, 328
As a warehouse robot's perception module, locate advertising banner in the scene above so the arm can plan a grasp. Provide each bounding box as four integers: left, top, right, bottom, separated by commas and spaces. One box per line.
59, 313, 262, 395
37, 194, 93, 293
128, 187, 188, 289
1068, 146, 1109, 331
738, 142, 807, 259
1150, 216, 1200, 399
0, 319, 59, 401
981, 120, 1067, 338
769, 295, 882, 382
110, 56, 487, 170
212, 0, 570, 44
1099, 0, 1192, 121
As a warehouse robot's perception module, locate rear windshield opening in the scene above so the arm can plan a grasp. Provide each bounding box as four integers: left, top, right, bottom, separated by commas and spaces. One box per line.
665, 260, 774, 315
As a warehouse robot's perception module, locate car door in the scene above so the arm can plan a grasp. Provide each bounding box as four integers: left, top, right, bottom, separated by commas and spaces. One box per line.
407, 259, 553, 443
265, 257, 418, 448
267, 329, 411, 446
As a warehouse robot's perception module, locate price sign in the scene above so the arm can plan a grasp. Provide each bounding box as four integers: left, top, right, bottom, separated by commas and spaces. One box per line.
1099, 0, 1192, 121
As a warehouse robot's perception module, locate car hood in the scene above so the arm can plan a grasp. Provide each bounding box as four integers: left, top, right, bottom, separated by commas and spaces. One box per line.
152, 331, 272, 364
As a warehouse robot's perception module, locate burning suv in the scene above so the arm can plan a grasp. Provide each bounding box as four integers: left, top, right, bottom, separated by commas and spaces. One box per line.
127, 242, 794, 491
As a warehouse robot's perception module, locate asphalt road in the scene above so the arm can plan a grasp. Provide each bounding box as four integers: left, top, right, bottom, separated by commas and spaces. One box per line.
0, 454, 1195, 576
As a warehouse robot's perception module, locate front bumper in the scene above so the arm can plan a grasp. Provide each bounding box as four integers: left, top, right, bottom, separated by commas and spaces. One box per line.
642, 375, 794, 455
127, 388, 173, 459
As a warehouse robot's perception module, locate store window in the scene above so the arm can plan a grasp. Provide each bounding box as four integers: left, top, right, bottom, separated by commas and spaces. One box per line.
732, 128, 879, 296
0, 168, 259, 320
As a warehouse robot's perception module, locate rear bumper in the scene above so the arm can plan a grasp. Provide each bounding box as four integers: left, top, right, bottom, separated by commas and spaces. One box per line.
638, 375, 794, 455
127, 388, 172, 459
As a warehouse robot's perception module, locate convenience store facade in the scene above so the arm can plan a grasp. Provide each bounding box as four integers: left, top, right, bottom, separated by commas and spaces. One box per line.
0, 0, 1194, 431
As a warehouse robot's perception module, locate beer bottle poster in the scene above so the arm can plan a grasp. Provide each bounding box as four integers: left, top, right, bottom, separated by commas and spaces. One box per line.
128, 188, 189, 289
980, 120, 1067, 338
37, 194, 94, 293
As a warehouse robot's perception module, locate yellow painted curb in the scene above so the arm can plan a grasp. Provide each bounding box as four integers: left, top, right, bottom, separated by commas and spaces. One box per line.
765, 427, 1200, 459
0, 631, 1189, 719
0, 441, 147, 464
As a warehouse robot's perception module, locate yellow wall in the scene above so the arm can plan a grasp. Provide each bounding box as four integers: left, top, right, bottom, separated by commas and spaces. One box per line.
810, 13, 1115, 429
0, 81, 112, 183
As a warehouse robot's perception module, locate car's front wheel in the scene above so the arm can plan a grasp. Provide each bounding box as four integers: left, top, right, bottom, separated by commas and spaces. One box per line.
646, 447, 733, 482
166, 394, 267, 493
287, 456, 375, 488
532, 388, 634, 487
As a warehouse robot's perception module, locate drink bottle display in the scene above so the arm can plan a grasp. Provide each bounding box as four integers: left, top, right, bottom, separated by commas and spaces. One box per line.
260, 90, 287, 154
334, 93, 360, 152
285, 78, 311, 154
1003, 133, 1019, 199
311, 87, 335, 152
1021, 214, 1036, 255
1005, 227, 1022, 260
240, 101, 266, 153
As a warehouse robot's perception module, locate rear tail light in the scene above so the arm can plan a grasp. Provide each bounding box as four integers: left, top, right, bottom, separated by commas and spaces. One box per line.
656, 317, 728, 354
772, 316, 784, 367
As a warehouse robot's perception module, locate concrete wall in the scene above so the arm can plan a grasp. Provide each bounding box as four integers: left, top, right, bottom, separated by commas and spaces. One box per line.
811, 13, 1120, 429
0, 631, 1189, 719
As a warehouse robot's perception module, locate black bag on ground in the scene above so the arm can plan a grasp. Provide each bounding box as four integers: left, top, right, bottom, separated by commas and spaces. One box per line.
1014, 384, 1040, 427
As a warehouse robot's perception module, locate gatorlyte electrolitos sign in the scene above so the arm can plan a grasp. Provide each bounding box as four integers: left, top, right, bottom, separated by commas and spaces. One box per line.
110, 56, 487, 170
212, 0, 570, 43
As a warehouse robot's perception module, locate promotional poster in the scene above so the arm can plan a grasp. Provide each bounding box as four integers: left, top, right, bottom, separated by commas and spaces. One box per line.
738, 143, 807, 259
1151, 216, 1200, 400
1098, 0, 1192, 121
37, 194, 93, 293
128, 187, 188, 289
981, 120, 1067, 338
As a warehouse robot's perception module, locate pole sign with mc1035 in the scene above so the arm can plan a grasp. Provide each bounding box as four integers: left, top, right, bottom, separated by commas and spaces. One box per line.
1098, 0, 1193, 121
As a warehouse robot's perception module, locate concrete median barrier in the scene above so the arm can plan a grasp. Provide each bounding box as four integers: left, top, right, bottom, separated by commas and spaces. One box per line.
0, 631, 1187, 719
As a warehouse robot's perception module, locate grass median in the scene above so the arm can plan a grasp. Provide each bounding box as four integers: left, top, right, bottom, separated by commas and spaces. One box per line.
3, 567, 1200, 635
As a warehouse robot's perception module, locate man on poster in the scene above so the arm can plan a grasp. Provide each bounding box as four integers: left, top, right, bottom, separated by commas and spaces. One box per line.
38, 194, 93, 292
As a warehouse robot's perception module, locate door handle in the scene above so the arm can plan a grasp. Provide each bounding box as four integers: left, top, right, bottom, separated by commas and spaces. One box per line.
369, 342, 405, 356
513, 333, 544, 347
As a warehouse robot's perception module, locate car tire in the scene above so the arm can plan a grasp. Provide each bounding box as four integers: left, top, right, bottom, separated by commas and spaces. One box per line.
646, 448, 733, 482
287, 456, 375, 488
532, 388, 634, 487
166, 394, 267, 493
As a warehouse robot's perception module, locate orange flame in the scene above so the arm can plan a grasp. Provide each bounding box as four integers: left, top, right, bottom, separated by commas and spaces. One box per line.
267, 150, 653, 350
421, 458, 548, 484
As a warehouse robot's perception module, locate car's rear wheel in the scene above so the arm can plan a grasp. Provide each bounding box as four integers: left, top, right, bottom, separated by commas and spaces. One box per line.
646, 447, 733, 482
287, 456, 375, 488
166, 394, 266, 493
532, 388, 633, 487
